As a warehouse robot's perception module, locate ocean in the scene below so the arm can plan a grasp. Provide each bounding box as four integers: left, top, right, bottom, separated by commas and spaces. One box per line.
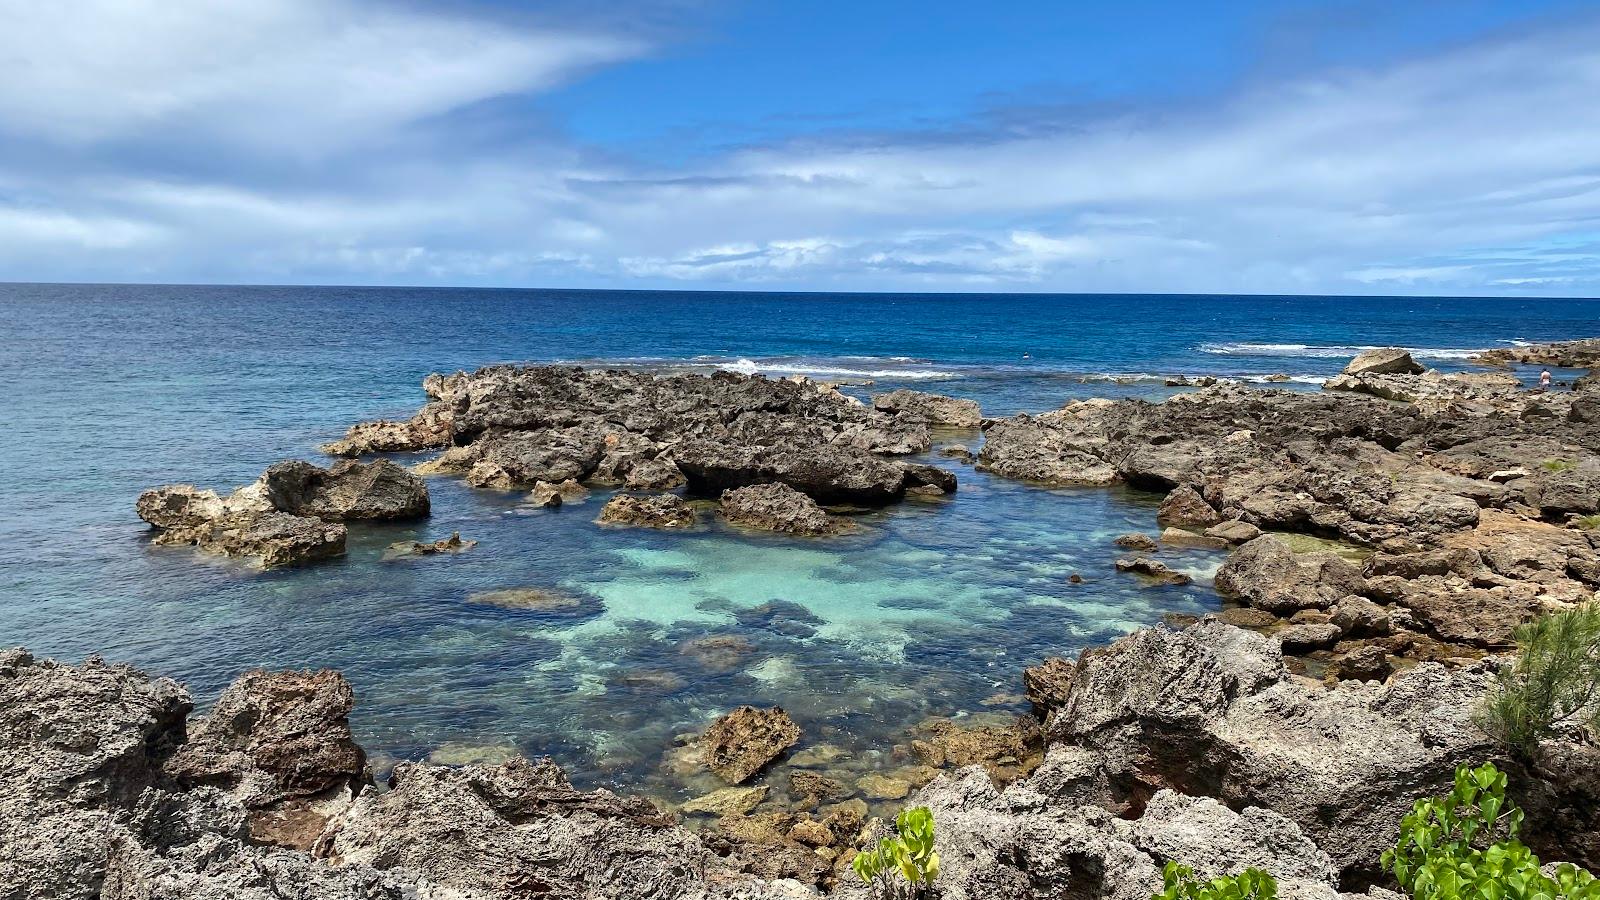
3, 283, 1596, 803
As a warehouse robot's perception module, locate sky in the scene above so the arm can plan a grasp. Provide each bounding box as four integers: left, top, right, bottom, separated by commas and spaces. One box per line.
2, 0, 1600, 295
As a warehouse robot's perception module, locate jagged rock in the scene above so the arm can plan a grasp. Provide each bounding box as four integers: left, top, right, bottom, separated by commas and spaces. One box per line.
871, 389, 983, 428
625, 457, 687, 490
1158, 485, 1222, 527
1113, 532, 1158, 551
719, 482, 846, 535
258, 459, 429, 521
138, 460, 426, 568
1343, 348, 1424, 376
703, 707, 801, 784
1114, 556, 1191, 585
1214, 536, 1365, 614
675, 441, 926, 505
1023, 657, 1077, 718
148, 506, 346, 569
323, 756, 722, 899
320, 402, 453, 457
597, 493, 697, 529
1049, 622, 1497, 876
939, 445, 975, 463
909, 717, 1040, 783
165, 670, 364, 803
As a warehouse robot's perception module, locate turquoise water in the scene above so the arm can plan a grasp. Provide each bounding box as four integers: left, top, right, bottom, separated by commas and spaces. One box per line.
2, 283, 1595, 799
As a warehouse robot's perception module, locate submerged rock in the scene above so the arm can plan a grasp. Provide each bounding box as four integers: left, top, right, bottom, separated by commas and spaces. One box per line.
702, 706, 801, 784
597, 493, 697, 529
382, 531, 475, 559
1114, 556, 1191, 585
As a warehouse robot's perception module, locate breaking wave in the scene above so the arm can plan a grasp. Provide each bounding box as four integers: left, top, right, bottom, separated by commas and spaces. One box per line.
1197, 342, 1491, 360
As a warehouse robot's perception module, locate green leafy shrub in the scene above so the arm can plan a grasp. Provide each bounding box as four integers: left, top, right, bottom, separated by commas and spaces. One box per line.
852, 806, 940, 898
1572, 514, 1600, 531
1541, 458, 1577, 472
1152, 862, 1277, 900
1479, 603, 1600, 756
1383, 762, 1600, 900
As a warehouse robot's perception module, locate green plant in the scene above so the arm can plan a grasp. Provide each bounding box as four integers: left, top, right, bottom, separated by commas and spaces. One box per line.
1572, 515, 1600, 531
852, 806, 941, 898
1541, 458, 1576, 472
1152, 862, 1277, 900
1479, 604, 1600, 756
1383, 762, 1599, 900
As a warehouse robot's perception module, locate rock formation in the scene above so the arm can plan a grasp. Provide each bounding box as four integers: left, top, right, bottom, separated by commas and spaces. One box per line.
332, 366, 955, 506
137, 459, 430, 567
719, 482, 849, 535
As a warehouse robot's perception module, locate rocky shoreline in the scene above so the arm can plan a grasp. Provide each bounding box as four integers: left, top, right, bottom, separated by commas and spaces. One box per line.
48, 343, 1597, 898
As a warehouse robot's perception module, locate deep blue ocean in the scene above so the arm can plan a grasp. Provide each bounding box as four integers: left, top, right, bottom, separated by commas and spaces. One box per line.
3, 283, 1597, 805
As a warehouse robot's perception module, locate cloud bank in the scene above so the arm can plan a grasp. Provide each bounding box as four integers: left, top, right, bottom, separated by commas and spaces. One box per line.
1, 0, 1598, 294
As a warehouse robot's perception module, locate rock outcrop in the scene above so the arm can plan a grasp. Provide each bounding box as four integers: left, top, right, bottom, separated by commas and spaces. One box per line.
871, 389, 983, 428
719, 482, 848, 535
597, 493, 697, 528
334, 366, 957, 507
138, 460, 429, 567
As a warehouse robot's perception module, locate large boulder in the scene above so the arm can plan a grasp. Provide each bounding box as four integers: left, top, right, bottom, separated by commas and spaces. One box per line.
719, 482, 846, 535
1343, 348, 1423, 376
259, 459, 429, 521
675, 441, 915, 505
1213, 536, 1366, 614
597, 493, 696, 529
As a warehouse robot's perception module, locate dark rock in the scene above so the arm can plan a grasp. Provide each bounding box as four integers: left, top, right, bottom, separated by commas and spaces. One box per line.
259, 459, 429, 521
702, 707, 801, 784
383, 532, 474, 560
1213, 607, 1280, 629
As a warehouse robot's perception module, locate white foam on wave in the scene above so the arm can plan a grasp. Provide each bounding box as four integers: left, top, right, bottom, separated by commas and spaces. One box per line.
1197, 342, 1491, 360
668, 353, 953, 377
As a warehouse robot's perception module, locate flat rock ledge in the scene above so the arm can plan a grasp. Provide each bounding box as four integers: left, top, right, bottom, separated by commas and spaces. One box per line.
137, 459, 429, 568
333, 366, 958, 507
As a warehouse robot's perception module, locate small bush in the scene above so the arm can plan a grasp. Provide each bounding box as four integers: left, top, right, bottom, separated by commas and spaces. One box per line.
1572, 514, 1600, 531
1541, 458, 1577, 472
1152, 862, 1277, 900
853, 806, 940, 899
1479, 603, 1600, 756
1383, 762, 1599, 900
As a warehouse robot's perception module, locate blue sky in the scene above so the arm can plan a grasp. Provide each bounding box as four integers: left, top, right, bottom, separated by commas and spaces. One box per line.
2, 0, 1599, 294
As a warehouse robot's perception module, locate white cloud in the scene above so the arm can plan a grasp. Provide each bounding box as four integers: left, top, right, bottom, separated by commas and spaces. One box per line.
1, 7, 1599, 294
0, 0, 637, 151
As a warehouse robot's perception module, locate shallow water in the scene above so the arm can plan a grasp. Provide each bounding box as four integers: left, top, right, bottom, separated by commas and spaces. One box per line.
3, 284, 1594, 803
